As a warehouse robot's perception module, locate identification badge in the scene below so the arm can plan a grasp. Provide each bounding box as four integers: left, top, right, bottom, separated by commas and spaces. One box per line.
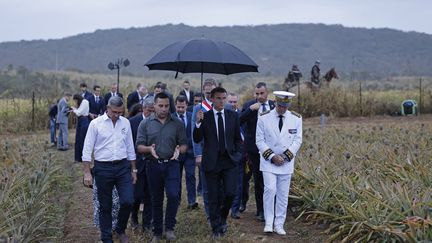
288, 129, 297, 134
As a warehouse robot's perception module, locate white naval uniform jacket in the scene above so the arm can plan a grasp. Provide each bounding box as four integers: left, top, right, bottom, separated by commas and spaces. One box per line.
256, 109, 302, 175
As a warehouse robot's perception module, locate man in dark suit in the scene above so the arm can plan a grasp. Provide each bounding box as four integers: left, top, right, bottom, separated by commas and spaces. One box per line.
104, 83, 123, 105
80, 82, 93, 100
172, 95, 198, 210
129, 97, 155, 231
179, 79, 195, 105
240, 82, 275, 222
193, 87, 243, 239
88, 85, 106, 120
187, 93, 202, 113
127, 83, 151, 112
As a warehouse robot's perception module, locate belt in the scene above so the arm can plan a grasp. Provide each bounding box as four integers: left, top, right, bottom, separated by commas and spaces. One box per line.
151, 158, 171, 164
95, 158, 127, 164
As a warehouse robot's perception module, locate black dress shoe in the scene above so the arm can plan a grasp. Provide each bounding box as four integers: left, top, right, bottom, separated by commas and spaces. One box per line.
220, 223, 228, 234
231, 212, 240, 219
130, 219, 139, 229
239, 204, 246, 213
212, 232, 222, 240
256, 212, 265, 222
187, 202, 199, 210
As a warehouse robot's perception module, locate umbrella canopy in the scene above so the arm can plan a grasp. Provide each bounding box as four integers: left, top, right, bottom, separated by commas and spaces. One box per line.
145, 38, 259, 76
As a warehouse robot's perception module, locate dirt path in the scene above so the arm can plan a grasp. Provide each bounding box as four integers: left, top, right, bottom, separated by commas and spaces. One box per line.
60, 150, 327, 243
62, 149, 100, 242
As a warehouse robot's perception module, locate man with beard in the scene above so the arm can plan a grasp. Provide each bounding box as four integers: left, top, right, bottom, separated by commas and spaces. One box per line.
136, 92, 187, 243
240, 82, 275, 221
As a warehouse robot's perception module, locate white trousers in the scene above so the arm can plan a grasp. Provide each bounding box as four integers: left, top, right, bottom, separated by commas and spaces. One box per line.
262, 172, 292, 228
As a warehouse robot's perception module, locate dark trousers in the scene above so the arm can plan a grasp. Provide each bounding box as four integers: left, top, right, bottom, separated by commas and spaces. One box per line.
131, 159, 152, 228
49, 117, 56, 143
231, 156, 244, 214
197, 169, 202, 194
179, 153, 197, 205
250, 152, 264, 214
205, 158, 238, 234
241, 158, 253, 208
74, 116, 89, 162
146, 160, 180, 236
94, 160, 134, 243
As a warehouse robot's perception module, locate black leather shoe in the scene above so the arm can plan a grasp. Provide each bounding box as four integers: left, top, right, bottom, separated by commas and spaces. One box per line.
212, 232, 222, 240
231, 212, 240, 219
187, 202, 199, 210
256, 212, 265, 222
239, 204, 246, 213
130, 219, 139, 229
220, 222, 228, 234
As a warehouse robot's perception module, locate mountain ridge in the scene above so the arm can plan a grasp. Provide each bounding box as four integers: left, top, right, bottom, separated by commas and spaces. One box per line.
1, 23, 431, 78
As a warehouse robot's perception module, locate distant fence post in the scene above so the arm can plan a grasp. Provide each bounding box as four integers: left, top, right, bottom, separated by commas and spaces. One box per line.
297, 79, 301, 112
419, 77, 422, 115
32, 91, 35, 131
359, 81, 363, 116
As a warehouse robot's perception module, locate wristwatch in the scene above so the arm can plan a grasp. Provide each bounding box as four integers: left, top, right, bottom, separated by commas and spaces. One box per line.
132, 169, 138, 173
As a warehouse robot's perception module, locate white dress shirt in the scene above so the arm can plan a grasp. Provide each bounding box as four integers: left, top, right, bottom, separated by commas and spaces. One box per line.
259, 101, 270, 114
212, 108, 226, 140
184, 89, 190, 101
72, 99, 89, 117
82, 113, 136, 162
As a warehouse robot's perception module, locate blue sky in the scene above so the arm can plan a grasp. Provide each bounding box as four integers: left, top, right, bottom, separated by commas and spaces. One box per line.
0, 0, 430, 42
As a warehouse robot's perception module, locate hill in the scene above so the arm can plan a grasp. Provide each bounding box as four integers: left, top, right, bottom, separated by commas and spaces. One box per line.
1, 23, 432, 78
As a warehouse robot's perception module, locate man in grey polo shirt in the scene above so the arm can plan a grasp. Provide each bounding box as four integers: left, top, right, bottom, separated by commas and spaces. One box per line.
136, 92, 187, 243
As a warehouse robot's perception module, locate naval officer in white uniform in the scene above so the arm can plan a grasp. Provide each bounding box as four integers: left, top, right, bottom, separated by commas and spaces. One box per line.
255, 91, 303, 235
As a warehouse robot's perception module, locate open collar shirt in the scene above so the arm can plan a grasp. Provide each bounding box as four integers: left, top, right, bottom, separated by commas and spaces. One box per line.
82, 113, 136, 162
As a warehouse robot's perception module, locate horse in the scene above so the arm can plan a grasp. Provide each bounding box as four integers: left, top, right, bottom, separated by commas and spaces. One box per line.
304, 67, 339, 91
283, 71, 297, 91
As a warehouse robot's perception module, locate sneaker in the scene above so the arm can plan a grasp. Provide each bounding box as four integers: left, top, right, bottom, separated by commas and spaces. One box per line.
264, 225, 273, 233
274, 227, 286, 235
165, 230, 176, 241
150, 236, 161, 243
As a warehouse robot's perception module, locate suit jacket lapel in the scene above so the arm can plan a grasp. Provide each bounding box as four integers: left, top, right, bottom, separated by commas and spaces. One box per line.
208, 110, 219, 141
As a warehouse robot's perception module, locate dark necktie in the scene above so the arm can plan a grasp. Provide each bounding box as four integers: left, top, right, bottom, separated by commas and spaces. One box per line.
279, 115, 284, 132
140, 97, 144, 104
217, 112, 226, 155
179, 114, 186, 127
96, 97, 99, 103
262, 103, 267, 112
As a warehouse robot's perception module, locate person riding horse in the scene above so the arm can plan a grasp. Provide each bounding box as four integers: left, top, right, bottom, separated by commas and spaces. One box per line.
284, 64, 302, 91
310, 60, 321, 85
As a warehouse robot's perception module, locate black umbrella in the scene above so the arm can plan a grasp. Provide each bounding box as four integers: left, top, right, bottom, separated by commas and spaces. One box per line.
144, 38, 259, 92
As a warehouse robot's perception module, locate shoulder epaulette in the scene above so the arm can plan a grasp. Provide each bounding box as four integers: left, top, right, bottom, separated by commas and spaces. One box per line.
290, 111, 302, 118
260, 110, 270, 116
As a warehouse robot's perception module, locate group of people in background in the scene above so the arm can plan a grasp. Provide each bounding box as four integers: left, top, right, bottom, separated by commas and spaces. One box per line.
51, 77, 302, 243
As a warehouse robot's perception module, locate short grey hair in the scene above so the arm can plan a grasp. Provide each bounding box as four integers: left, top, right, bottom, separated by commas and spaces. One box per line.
108, 96, 124, 108
142, 97, 155, 108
